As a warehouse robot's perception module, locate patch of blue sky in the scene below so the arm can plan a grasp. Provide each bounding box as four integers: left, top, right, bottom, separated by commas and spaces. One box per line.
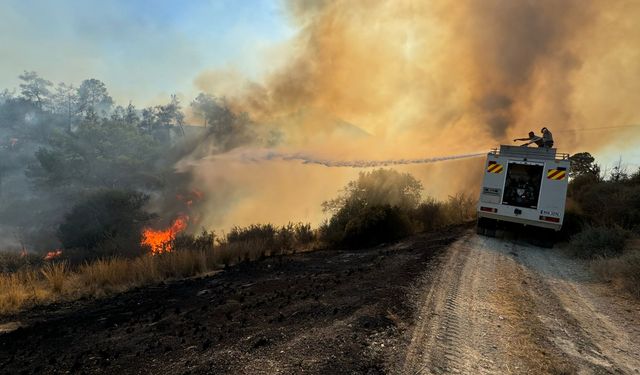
0, 0, 295, 105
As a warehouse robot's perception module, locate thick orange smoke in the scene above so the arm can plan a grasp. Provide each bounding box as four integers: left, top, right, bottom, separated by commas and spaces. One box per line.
185, 0, 640, 229
141, 215, 189, 255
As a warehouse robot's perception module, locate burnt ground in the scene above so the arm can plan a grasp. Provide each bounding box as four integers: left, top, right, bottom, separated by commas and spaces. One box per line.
0, 226, 465, 375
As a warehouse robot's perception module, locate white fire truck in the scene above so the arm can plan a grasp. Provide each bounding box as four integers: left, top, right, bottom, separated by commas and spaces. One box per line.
476, 145, 570, 236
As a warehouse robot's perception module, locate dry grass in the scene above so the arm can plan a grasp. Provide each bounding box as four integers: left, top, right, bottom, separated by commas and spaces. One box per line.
0, 238, 315, 315
0, 268, 55, 314
592, 239, 640, 298
78, 258, 138, 296
40, 262, 69, 294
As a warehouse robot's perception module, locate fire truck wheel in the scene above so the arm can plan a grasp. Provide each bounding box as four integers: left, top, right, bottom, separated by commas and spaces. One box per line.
485, 227, 497, 237
476, 220, 486, 235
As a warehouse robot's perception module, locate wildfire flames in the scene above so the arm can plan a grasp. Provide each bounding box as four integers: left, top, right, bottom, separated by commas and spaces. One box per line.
141, 215, 189, 255
44, 249, 62, 261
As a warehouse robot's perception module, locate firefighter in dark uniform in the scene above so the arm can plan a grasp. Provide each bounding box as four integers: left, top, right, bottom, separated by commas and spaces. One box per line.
541, 127, 554, 148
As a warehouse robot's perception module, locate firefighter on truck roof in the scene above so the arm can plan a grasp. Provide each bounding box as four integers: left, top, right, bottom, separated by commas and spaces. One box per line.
513, 127, 554, 148
541, 127, 554, 148
513, 131, 544, 147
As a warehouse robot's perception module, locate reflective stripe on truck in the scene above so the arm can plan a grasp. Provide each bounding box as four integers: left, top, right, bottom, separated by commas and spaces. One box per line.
547, 167, 566, 180
487, 161, 503, 173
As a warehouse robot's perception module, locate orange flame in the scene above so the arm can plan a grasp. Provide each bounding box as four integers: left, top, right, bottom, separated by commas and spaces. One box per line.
44, 250, 62, 261
141, 215, 189, 255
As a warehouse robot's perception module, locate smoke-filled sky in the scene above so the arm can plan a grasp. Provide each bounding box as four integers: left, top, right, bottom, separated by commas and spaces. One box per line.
0, 0, 294, 106
3, 0, 640, 228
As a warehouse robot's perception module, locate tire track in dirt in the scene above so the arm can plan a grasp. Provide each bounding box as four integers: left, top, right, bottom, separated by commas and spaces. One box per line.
402, 235, 509, 374
402, 232, 640, 374
515, 241, 640, 374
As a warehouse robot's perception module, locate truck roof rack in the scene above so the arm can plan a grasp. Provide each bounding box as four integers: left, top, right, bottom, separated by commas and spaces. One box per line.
490, 145, 569, 161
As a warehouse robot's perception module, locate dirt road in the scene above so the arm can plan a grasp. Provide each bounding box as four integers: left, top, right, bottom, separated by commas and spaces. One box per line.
402, 233, 640, 374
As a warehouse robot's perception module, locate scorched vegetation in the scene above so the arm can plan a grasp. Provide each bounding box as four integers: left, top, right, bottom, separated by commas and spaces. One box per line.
0, 167, 473, 314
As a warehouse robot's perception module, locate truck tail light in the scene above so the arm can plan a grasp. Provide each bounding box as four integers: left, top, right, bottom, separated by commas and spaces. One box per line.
480, 206, 497, 213
539, 215, 560, 223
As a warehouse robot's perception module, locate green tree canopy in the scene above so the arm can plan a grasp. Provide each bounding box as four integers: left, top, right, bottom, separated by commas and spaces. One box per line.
569, 152, 600, 178
18, 71, 52, 108
58, 190, 153, 257
77, 79, 114, 115
27, 117, 163, 190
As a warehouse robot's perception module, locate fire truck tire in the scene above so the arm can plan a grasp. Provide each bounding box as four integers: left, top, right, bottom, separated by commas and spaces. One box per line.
476, 218, 497, 237
476, 220, 486, 235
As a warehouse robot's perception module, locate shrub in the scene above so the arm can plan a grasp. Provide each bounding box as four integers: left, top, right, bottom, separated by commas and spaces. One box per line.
226, 223, 315, 255
410, 198, 444, 232
318, 219, 345, 247
592, 247, 640, 298
320, 169, 423, 247
276, 223, 296, 254
0, 251, 43, 273
214, 244, 237, 267
558, 210, 587, 241
294, 223, 314, 245
341, 205, 412, 248
442, 193, 476, 224
319, 169, 474, 247
573, 181, 640, 230
410, 194, 475, 233
228, 224, 276, 247
568, 225, 630, 259
58, 190, 154, 259
322, 169, 423, 214
568, 172, 600, 199
172, 230, 216, 253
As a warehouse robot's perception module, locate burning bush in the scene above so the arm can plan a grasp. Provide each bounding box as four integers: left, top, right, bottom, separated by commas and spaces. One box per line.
141, 214, 189, 254
57, 190, 154, 259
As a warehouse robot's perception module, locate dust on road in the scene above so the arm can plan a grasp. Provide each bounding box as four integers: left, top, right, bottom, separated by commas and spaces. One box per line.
402, 233, 640, 374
